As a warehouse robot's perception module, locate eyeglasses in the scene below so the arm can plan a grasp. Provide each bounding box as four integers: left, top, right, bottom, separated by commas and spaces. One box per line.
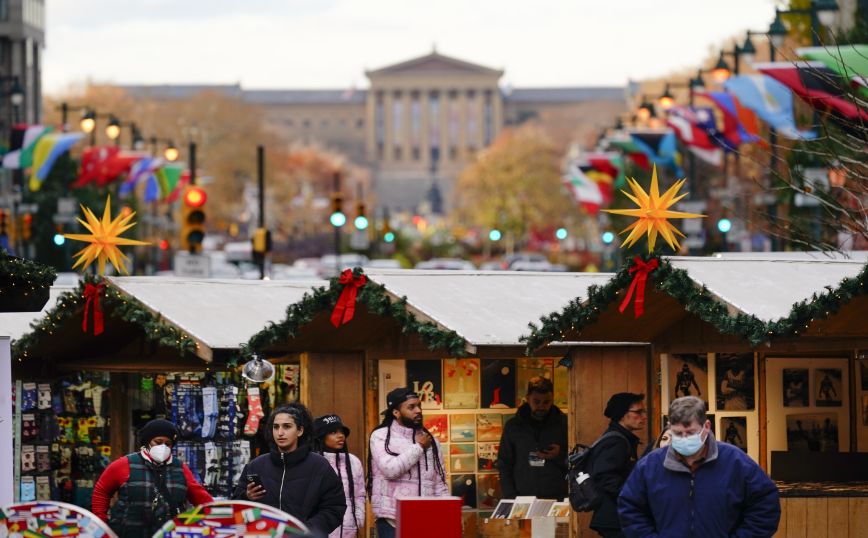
627, 408, 647, 416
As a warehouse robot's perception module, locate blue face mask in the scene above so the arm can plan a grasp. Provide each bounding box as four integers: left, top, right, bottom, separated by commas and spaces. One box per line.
671, 430, 706, 456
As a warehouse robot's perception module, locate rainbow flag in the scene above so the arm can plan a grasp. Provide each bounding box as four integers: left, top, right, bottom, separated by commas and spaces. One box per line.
28, 132, 85, 191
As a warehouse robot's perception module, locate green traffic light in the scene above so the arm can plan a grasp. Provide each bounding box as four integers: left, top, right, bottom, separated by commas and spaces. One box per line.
330, 211, 347, 227
384, 231, 395, 243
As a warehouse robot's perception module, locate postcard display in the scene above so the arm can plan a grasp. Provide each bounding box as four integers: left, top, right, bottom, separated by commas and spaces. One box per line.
13, 364, 302, 508
379, 358, 569, 515
662, 353, 760, 462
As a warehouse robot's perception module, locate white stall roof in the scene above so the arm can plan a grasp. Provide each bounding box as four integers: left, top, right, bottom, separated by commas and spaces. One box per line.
108, 277, 326, 359
0, 286, 76, 340
364, 269, 613, 349
712, 251, 868, 262
668, 257, 866, 322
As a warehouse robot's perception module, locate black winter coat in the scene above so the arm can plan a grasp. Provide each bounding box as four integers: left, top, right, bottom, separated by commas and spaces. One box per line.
589, 422, 641, 533
497, 403, 568, 500
233, 445, 346, 535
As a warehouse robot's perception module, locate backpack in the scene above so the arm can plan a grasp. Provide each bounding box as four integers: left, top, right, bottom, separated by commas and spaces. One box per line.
566, 431, 630, 512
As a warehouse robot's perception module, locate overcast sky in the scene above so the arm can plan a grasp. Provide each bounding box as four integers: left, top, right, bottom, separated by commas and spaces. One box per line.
44, 0, 780, 95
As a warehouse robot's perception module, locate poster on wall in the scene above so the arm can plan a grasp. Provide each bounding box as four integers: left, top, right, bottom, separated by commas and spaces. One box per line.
451, 474, 477, 508
450, 414, 476, 442
477, 413, 504, 442
480, 359, 516, 409
406, 360, 443, 410
477, 474, 502, 510
554, 365, 569, 409
715, 353, 755, 410
783, 368, 809, 407
815, 368, 843, 407
444, 359, 480, 409
786, 413, 839, 452
450, 443, 475, 473
669, 353, 708, 403
423, 413, 449, 443
720, 416, 748, 452
477, 441, 499, 472
516, 358, 553, 407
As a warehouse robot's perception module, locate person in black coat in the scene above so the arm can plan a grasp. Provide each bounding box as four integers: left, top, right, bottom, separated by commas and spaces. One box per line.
233, 402, 346, 536
497, 376, 568, 500
589, 393, 646, 538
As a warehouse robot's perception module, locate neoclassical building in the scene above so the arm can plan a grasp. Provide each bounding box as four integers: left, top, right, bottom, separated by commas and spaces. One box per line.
126, 51, 627, 212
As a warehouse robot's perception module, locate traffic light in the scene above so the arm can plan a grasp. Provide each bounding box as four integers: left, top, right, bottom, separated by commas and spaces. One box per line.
252, 227, 272, 254
21, 213, 32, 241
53, 224, 65, 246
181, 186, 207, 253
0, 209, 7, 239
330, 192, 346, 227
354, 201, 368, 230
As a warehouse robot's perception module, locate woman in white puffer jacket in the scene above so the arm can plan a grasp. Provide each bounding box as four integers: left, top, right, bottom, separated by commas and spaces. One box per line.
313, 414, 366, 538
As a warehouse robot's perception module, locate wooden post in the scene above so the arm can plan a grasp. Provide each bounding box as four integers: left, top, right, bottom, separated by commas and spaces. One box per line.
757, 352, 768, 472
109, 373, 130, 459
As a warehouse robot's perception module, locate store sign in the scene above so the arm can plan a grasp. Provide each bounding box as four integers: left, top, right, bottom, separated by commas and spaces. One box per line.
174, 252, 212, 278
0, 336, 13, 505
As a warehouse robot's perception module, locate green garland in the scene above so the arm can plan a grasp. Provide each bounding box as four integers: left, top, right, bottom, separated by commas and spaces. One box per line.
13, 276, 198, 360
522, 255, 868, 353
244, 268, 468, 359
0, 249, 57, 301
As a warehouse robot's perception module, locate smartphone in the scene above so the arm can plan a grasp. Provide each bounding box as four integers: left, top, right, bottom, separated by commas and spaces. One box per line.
247, 473, 263, 489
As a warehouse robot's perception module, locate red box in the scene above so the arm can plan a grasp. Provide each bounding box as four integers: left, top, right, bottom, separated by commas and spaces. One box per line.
396, 496, 463, 538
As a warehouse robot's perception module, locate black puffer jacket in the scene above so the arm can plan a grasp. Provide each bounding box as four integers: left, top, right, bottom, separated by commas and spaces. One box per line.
497, 403, 568, 500
233, 444, 346, 535
589, 422, 640, 533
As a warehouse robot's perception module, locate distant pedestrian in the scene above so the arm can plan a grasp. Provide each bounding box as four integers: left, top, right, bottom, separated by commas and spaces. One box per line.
618, 396, 780, 537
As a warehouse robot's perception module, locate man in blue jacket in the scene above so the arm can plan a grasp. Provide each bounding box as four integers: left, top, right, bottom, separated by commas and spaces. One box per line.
618, 396, 780, 537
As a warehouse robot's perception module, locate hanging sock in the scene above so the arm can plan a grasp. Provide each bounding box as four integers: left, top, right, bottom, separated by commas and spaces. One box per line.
201, 387, 218, 439
36, 476, 51, 501
38, 383, 52, 410
20, 477, 36, 502
243, 387, 264, 436
22, 382, 38, 411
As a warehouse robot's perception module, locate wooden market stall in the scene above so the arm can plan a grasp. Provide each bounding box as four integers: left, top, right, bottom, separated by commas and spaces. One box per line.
246, 268, 650, 535
524, 255, 868, 538
7, 276, 324, 506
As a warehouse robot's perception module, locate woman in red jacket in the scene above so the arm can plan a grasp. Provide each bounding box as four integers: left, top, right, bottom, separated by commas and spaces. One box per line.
92, 419, 213, 537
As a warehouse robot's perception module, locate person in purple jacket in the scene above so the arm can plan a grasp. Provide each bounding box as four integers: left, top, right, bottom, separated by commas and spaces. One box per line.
313, 414, 366, 538
618, 396, 780, 537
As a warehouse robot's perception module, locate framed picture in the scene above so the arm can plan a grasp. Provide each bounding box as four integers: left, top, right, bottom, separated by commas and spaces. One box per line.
669, 353, 708, 401
481, 359, 516, 409
450, 414, 476, 442
516, 358, 553, 407
451, 474, 477, 508
477, 474, 502, 510
423, 413, 449, 443
715, 353, 755, 411
706, 414, 716, 436
786, 413, 838, 452
450, 443, 475, 474
815, 368, 843, 407
477, 413, 504, 442
477, 441, 499, 473
783, 369, 809, 407
720, 416, 747, 452
444, 359, 480, 409
406, 360, 443, 410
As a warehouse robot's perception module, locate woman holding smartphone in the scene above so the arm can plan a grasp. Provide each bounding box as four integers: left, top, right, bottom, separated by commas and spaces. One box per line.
233, 402, 346, 535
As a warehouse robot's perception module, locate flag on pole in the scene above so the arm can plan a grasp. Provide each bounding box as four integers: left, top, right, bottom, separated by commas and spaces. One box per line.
697, 91, 763, 148
28, 132, 85, 191
3, 125, 52, 169
562, 162, 605, 214
119, 156, 163, 197
666, 105, 724, 166
724, 74, 817, 139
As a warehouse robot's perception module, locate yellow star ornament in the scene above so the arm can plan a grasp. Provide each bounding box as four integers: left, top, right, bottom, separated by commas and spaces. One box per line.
64, 196, 150, 275
603, 165, 705, 252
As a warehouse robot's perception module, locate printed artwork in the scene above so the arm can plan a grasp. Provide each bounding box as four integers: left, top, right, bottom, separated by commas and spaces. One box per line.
554, 364, 569, 409
451, 474, 477, 508
786, 413, 839, 452
450, 414, 476, 442
480, 359, 516, 409
815, 368, 843, 407
407, 360, 443, 410
516, 358, 553, 406
423, 413, 449, 443
477, 474, 502, 510
450, 443, 475, 474
477, 442, 499, 473
720, 416, 748, 452
783, 369, 809, 407
477, 413, 504, 442
444, 359, 480, 409
2, 501, 115, 537
492, 500, 514, 519
669, 354, 708, 402
715, 353, 755, 410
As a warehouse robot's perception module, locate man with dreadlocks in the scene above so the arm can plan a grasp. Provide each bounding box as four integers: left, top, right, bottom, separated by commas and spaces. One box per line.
313, 414, 366, 538
369, 387, 448, 538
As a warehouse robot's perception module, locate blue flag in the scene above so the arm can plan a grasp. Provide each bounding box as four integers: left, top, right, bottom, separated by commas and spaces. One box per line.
724, 75, 816, 140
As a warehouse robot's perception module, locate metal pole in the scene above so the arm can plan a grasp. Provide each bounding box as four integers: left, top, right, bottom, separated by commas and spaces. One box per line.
768, 43, 780, 251
257, 145, 265, 280
688, 86, 697, 197
61, 102, 68, 131
333, 172, 341, 276
189, 142, 197, 186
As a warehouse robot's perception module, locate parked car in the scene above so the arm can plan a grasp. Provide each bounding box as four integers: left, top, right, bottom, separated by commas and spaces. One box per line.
479, 261, 504, 271
501, 252, 549, 269
510, 260, 556, 271
414, 258, 475, 270
365, 258, 403, 270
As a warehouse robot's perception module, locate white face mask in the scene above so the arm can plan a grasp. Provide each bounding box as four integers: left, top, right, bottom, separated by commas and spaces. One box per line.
149, 443, 172, 464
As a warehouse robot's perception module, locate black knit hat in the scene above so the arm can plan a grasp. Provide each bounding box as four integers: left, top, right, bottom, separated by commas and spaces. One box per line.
604, 392, 644, 422
384, 387, 419, 414
139, 418, 179, 446
313, 414, 351, 439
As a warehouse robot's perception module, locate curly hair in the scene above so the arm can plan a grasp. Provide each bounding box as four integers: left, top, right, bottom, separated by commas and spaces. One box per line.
267, 403, 314, 447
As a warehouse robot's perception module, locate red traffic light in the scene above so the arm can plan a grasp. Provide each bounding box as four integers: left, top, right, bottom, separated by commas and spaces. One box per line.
159, 239, 170, 250
23, 213, 33, 224
184, 186, 207, 208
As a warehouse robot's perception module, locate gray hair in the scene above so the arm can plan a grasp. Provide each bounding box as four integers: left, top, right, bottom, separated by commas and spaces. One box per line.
669, 396, 707, 426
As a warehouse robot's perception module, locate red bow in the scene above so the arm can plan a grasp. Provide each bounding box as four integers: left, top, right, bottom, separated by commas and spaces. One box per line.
82, 282, 105, 335
619, 257, 659, 319
330, 269, 367, 327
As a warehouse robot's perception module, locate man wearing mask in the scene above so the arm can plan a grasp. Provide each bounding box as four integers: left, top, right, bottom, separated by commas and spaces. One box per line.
498, 377, 568, 500
368, 387, 448, 538
618, 396, 780, 537
92, 418, 213, 537
588, 392, 646, 538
